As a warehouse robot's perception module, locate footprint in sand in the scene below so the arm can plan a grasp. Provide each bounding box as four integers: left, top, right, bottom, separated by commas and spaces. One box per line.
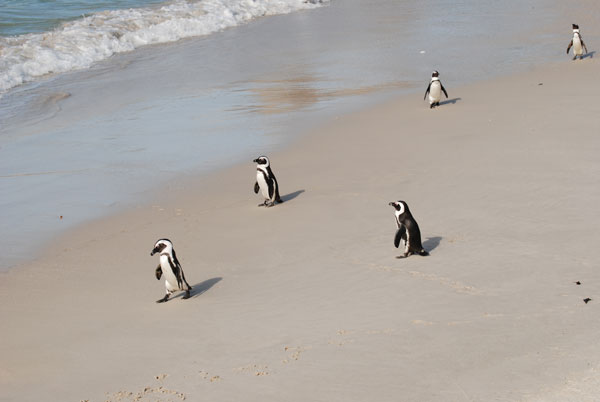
104, 385, 186, 401
199, 370, 222, 382
282, 345, 309, 363
328, 329, 355, 346
234, 364, 270, 376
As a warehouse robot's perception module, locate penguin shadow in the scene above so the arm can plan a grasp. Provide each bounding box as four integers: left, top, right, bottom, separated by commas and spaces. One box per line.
189, 277, 222, 299
582, 51, 595, 59
439, 98, 461, 107
423, 236, 442, 252
281, 189, 305, 203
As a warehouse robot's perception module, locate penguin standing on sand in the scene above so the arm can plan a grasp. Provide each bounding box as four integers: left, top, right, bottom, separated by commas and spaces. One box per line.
151, 239, 192, 303
388, 200, 429, 258
253, 156, 282, 207
567, 24, 588, 60
424, 71, 448, 109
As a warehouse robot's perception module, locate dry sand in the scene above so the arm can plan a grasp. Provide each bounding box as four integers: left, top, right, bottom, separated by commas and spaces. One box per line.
2, 57, 600, 402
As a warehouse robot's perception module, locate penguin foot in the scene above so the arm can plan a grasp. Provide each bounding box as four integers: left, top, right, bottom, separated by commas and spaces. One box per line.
156, 294, 170, 303
418, 249, 430, 256
182, 289, 191, 299
430, 104, 435, 109
258, 201, 267, 207
266, 202, 276, 208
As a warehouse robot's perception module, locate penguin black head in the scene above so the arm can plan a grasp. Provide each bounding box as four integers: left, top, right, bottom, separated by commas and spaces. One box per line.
431, 71, 439, 78
253, 156, 270, 167
151, 238, 173, 256
572, 24, 579, 30
388, 200, 409, 215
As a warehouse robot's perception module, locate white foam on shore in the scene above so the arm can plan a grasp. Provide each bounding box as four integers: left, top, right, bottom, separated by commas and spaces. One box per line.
0, 0, 326, 93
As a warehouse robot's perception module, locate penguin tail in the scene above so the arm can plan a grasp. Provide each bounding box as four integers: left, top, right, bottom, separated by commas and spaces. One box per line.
419, 249, 429, 256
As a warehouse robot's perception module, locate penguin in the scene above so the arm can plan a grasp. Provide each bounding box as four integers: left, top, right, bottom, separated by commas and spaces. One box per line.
151, 238, 192, 303
388, 200, 429, 258
567, 24, 588, 60
424, 71, 448, 109
253, 156, 282, 207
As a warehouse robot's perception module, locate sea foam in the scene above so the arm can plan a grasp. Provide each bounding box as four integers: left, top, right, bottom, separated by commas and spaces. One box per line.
0, 0, 326, 93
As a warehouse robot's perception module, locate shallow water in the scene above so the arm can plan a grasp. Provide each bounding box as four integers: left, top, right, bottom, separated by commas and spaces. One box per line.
0, 0, 167, 36
0, 0, 592, 269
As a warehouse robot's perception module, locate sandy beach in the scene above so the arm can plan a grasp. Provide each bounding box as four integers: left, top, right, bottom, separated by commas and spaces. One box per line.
2, 52, 600, 401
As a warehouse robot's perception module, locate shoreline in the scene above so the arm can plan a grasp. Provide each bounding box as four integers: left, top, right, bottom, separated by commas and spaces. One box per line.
3, 57, 600, 401
1, 0, 583, 270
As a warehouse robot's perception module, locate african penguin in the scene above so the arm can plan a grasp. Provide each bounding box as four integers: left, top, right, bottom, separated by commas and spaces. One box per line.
567, 24, 588, 60
424, 71, 448, 109
388, 200, 429, 258
151, 238, 192, 303
253, 156, 282, 207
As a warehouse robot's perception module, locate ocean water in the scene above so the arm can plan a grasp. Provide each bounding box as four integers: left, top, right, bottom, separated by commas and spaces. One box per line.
0, 0, 324, 92
0, 0, 595, 269
0, 0, 167, 36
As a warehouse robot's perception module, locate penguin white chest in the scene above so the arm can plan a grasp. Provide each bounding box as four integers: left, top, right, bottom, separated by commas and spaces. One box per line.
573, 36, 583, 55
394, 212, 402, 228
256, 170, 270, 199
160, 254, 180, 291
429, 81, 442, 103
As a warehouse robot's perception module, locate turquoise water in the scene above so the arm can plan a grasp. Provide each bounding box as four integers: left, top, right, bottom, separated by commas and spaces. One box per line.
0, 0, 166, 36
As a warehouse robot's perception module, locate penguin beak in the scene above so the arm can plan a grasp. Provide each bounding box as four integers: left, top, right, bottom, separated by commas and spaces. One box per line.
151, 248, 157, 256
253, 158, 258, 163
388, 202, 395, 206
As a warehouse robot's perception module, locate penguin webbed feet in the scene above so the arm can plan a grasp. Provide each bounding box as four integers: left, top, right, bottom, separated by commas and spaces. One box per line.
396, 249, 429, 259
182, 289, 191, 299
156, 294, 170, 303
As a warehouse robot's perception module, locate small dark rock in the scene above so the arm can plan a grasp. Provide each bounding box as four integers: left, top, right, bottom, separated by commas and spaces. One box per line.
584, 298, 592, 304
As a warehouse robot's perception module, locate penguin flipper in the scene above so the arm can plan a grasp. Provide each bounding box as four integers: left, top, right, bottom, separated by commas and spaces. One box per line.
567, 40, 573, 54
424, 83, 431, 100
441, 84, 448, 99
394, 227, 406, 248
155, 265, 162, 280
254, 181, 260, 194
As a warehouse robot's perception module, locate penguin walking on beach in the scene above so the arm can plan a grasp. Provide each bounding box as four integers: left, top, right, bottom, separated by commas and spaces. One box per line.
388, 200, 429, 258
424, 71, 448, 109
253, 156, 282, 207
151, 238, 192, 303
567, 24, 588, 60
